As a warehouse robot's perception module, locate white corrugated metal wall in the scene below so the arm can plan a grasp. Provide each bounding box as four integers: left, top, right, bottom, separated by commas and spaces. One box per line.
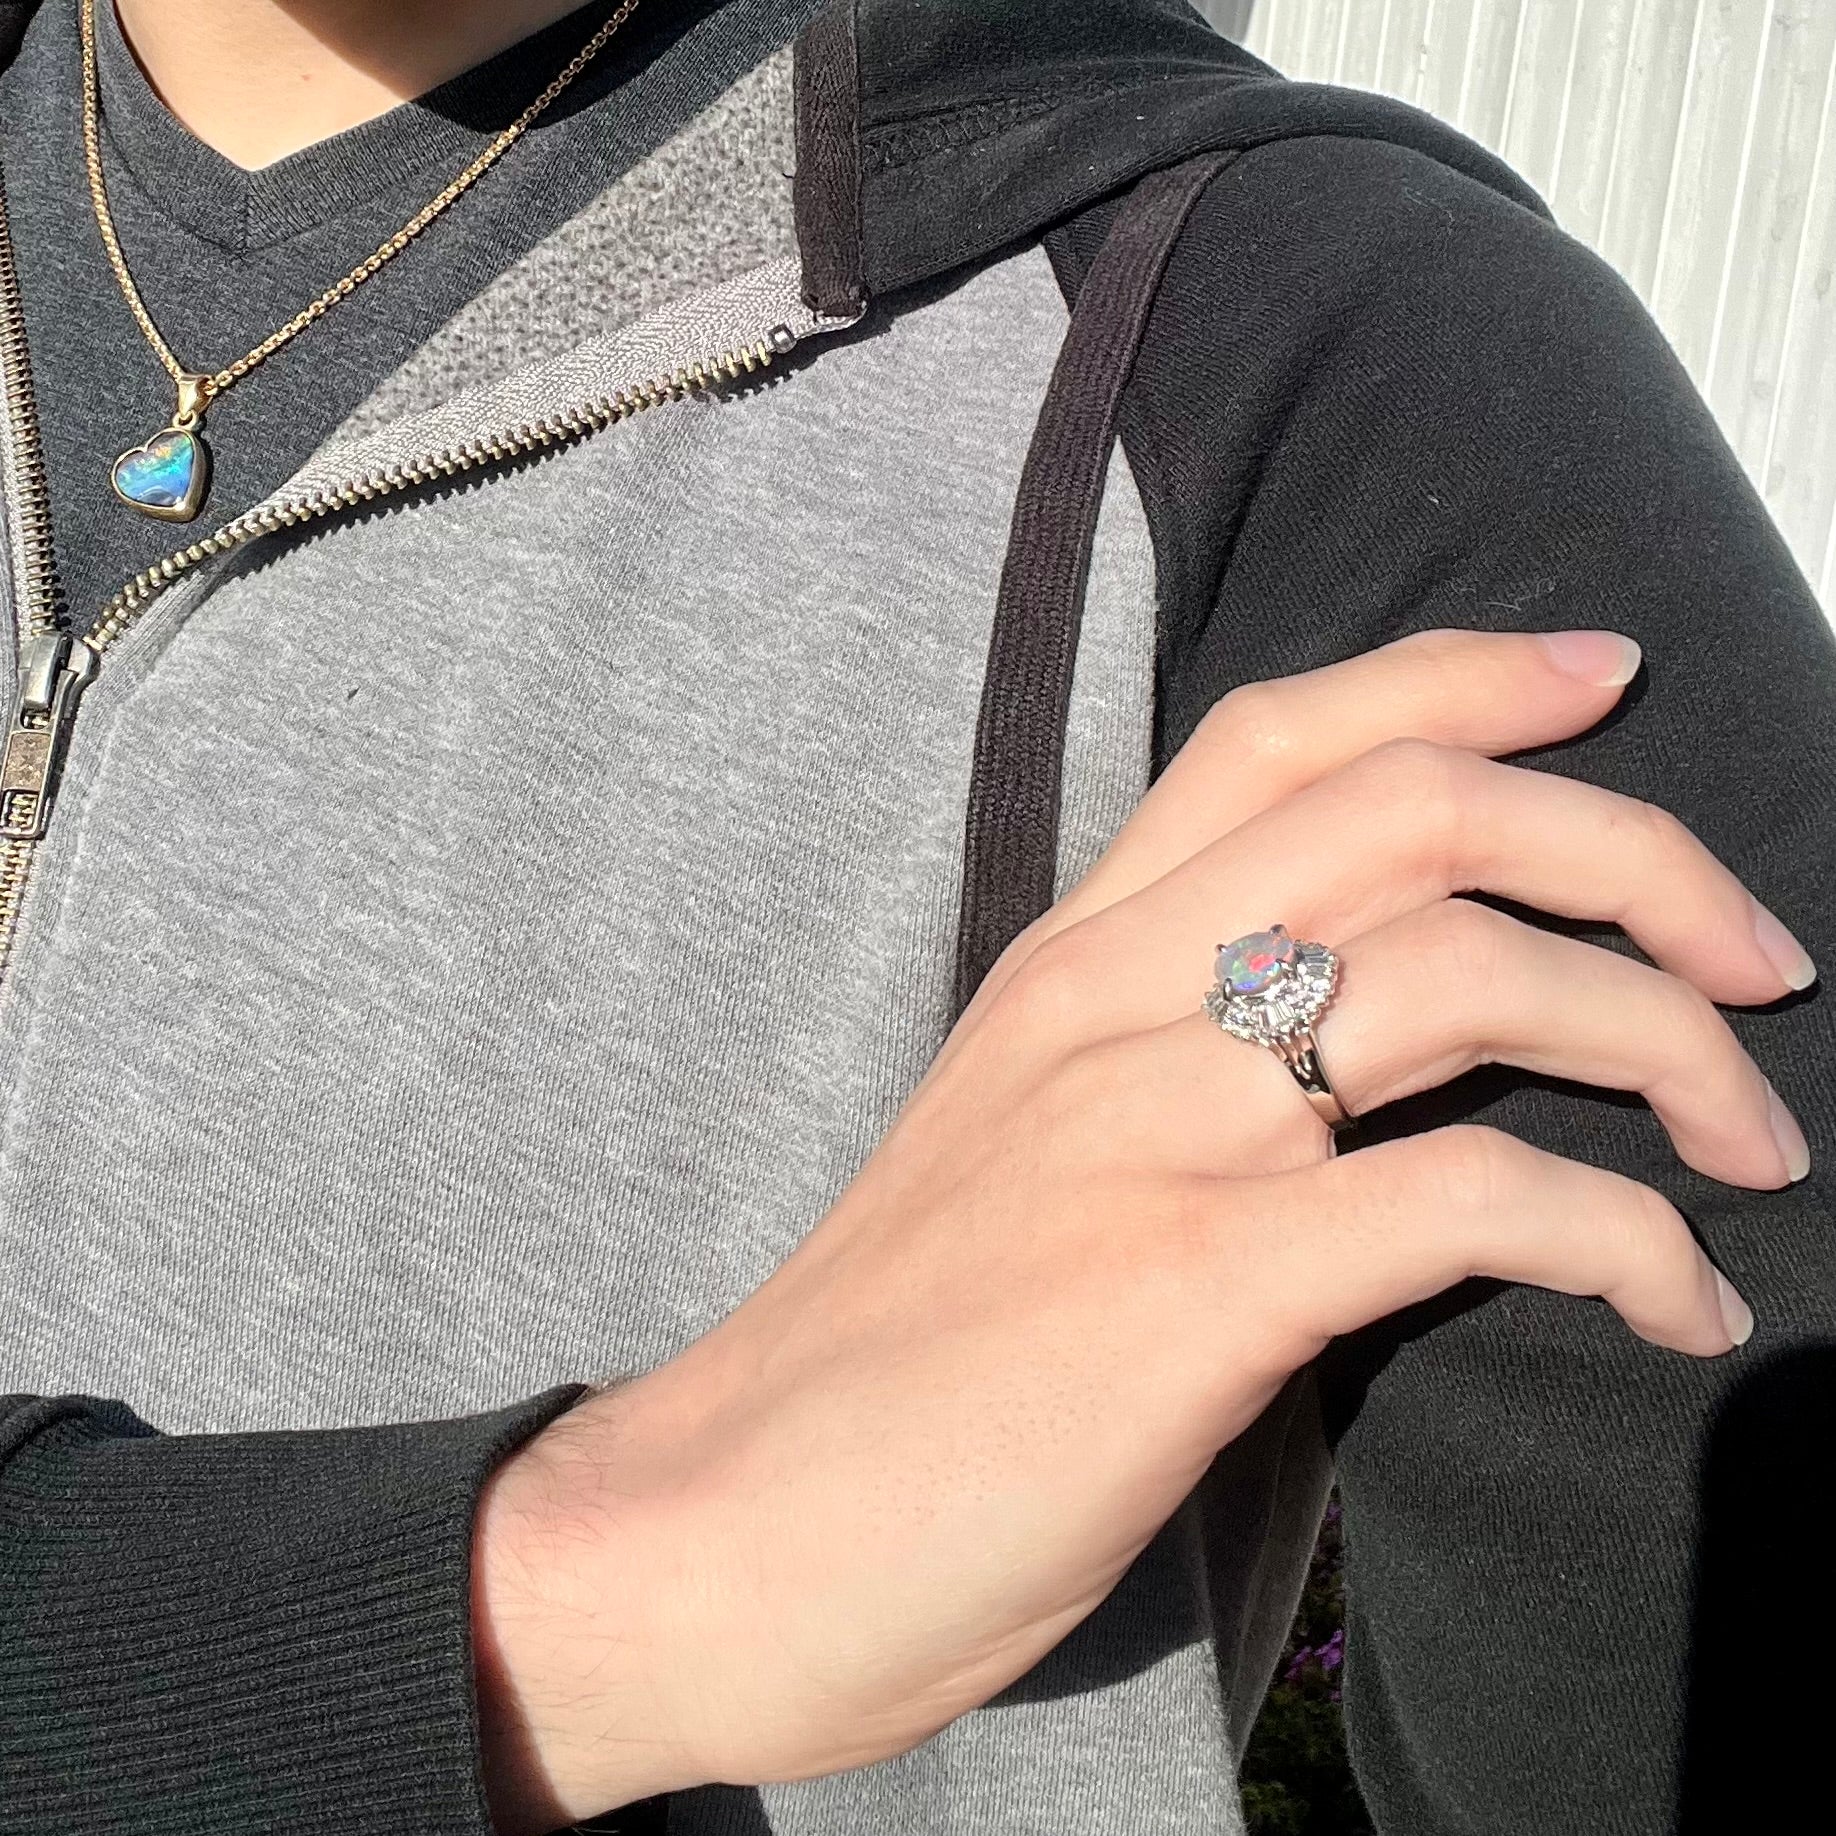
1200, 1, 1836, 618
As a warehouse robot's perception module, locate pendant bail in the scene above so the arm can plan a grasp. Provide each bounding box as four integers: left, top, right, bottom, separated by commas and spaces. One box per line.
172, 372, 213, 431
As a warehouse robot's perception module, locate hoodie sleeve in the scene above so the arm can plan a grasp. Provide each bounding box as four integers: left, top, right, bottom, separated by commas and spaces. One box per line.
0, 1385, 583, 1834
1069, 132, 1836, 1833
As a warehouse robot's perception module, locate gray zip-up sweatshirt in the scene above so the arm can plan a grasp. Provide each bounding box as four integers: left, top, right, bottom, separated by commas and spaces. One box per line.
2, 4, 1833, 1834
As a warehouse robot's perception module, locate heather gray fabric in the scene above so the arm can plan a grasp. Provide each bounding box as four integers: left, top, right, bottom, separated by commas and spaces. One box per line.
0, 30, 1325, 1834
0, 232, 1324, 1835
0, 0, 813, 620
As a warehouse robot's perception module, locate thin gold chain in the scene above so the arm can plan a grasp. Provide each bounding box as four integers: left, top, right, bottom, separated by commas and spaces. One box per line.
80, 0, 640, 409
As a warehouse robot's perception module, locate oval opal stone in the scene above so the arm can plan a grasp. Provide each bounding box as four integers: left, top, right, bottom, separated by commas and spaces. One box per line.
1216, 927, 1297, 996
113, 429, 201, 512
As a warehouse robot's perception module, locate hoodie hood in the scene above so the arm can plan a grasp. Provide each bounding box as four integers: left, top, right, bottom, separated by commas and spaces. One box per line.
0, 0, 1550, 328
795, 0, 1548, 312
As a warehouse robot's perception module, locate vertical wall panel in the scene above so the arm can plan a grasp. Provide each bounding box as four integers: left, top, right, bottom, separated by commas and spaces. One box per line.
1592, 0, 1702, 299
1336, 3, 1392, 94
1374, 0, 1439, 106
1647, 2, 1770, 377
1452, 0, 1529, 145
1544, 0, 1641, 247
1706, 5, 1836, 469
1763, 58, 1836, 600
1418, 0, 1484, 128
1497, 3, 1584, 186
1224, 0, 1836, 615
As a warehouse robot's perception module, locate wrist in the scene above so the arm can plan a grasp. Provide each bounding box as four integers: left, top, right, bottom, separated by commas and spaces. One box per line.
471, 1385, 706, 1831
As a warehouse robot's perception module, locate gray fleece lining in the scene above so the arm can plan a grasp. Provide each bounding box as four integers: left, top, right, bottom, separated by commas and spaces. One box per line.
346, 46, 801, 436
295, 254, 852, 500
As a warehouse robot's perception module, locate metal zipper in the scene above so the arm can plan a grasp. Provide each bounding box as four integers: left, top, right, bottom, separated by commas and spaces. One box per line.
83, 324, 804, 653
0, 162, 848, 987
0, 164, 67, 982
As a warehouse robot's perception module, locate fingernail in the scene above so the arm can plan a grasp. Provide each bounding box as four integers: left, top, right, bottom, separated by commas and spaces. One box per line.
1714, 1271, 1755, 1348
1767, 1082, 1812, 1184
1754, 903, 1817, 992
1537, 630, 1643, 686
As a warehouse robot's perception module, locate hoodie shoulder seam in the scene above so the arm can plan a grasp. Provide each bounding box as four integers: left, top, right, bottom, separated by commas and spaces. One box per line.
865, 75, 1187, 174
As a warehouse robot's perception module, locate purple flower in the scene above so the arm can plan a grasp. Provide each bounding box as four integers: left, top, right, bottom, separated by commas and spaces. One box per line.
1281, 1627, 1347, 1685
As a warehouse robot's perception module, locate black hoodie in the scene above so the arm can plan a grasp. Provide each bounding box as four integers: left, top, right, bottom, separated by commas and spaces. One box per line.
2, 5, 1833, 1834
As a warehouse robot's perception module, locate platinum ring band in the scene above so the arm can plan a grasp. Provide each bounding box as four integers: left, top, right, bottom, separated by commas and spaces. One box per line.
1203, 923, 1356, 1135
1270, 1031, 1352, 1132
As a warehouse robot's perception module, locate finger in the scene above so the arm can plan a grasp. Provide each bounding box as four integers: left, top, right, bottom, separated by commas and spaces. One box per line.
970, 628, 1642, 1020
1316, 904, 1807, 1186
1013, 740, 1813, 1050
1218, 1126, 1750, 1361
1105, 901, 1809, 1189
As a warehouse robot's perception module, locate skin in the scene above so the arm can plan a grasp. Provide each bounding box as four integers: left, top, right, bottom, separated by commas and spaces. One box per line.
468, 628, 1813, 1831
112, 0, 604, 168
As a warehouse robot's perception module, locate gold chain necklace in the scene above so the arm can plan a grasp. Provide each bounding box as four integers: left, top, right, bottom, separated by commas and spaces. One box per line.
81, 0, 640, 522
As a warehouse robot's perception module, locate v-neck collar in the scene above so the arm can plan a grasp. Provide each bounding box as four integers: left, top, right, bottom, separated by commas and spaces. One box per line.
89, 0, 655, 252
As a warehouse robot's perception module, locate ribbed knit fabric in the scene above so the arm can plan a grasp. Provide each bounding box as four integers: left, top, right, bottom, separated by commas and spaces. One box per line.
0, 1386, 584, 1831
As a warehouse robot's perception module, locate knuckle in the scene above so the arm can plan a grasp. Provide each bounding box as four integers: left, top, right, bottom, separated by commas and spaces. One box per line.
1609, 792, 1693, 867
993, 922, 1105, 1050
1387, 626, 1482, 679
1362, 733, 1456, 781
1417, 1123, 1525, 1217
1352, 735, 1464, 812
1345, 737, 1469, 865
1652, 973, 1725, 1060
1198, 678, 1296, 764
1627, 1177, 1681, 1251
1412, 898, 1512, 997
1600, 1176, 1684, 1276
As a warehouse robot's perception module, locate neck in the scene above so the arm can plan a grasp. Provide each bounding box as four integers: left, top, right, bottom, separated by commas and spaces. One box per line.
110, 0, 606, 170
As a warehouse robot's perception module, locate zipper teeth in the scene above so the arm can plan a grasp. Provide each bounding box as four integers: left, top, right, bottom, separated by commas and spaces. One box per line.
0, 171, 61, 642
0, 280, 833, 989
0, 836, 32, 983
0, 168, 61, 988
87, 335, 790, 653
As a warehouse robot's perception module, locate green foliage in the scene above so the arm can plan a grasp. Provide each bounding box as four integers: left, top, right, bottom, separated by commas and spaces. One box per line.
1239, 1499, 1371, 1836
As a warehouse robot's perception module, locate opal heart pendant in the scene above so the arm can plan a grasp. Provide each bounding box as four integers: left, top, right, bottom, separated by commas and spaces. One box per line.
112, 375, 216, 522
111, 424, 210, 522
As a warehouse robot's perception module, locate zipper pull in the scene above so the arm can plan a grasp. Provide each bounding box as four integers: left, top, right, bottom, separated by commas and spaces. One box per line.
1, 632, 96, 841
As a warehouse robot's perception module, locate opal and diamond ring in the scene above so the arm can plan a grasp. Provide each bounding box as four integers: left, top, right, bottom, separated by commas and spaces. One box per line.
1203, 923, 1354, 1133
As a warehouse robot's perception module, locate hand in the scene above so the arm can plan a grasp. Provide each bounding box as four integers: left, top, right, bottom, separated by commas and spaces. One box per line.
472, 629, 1812, 1830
